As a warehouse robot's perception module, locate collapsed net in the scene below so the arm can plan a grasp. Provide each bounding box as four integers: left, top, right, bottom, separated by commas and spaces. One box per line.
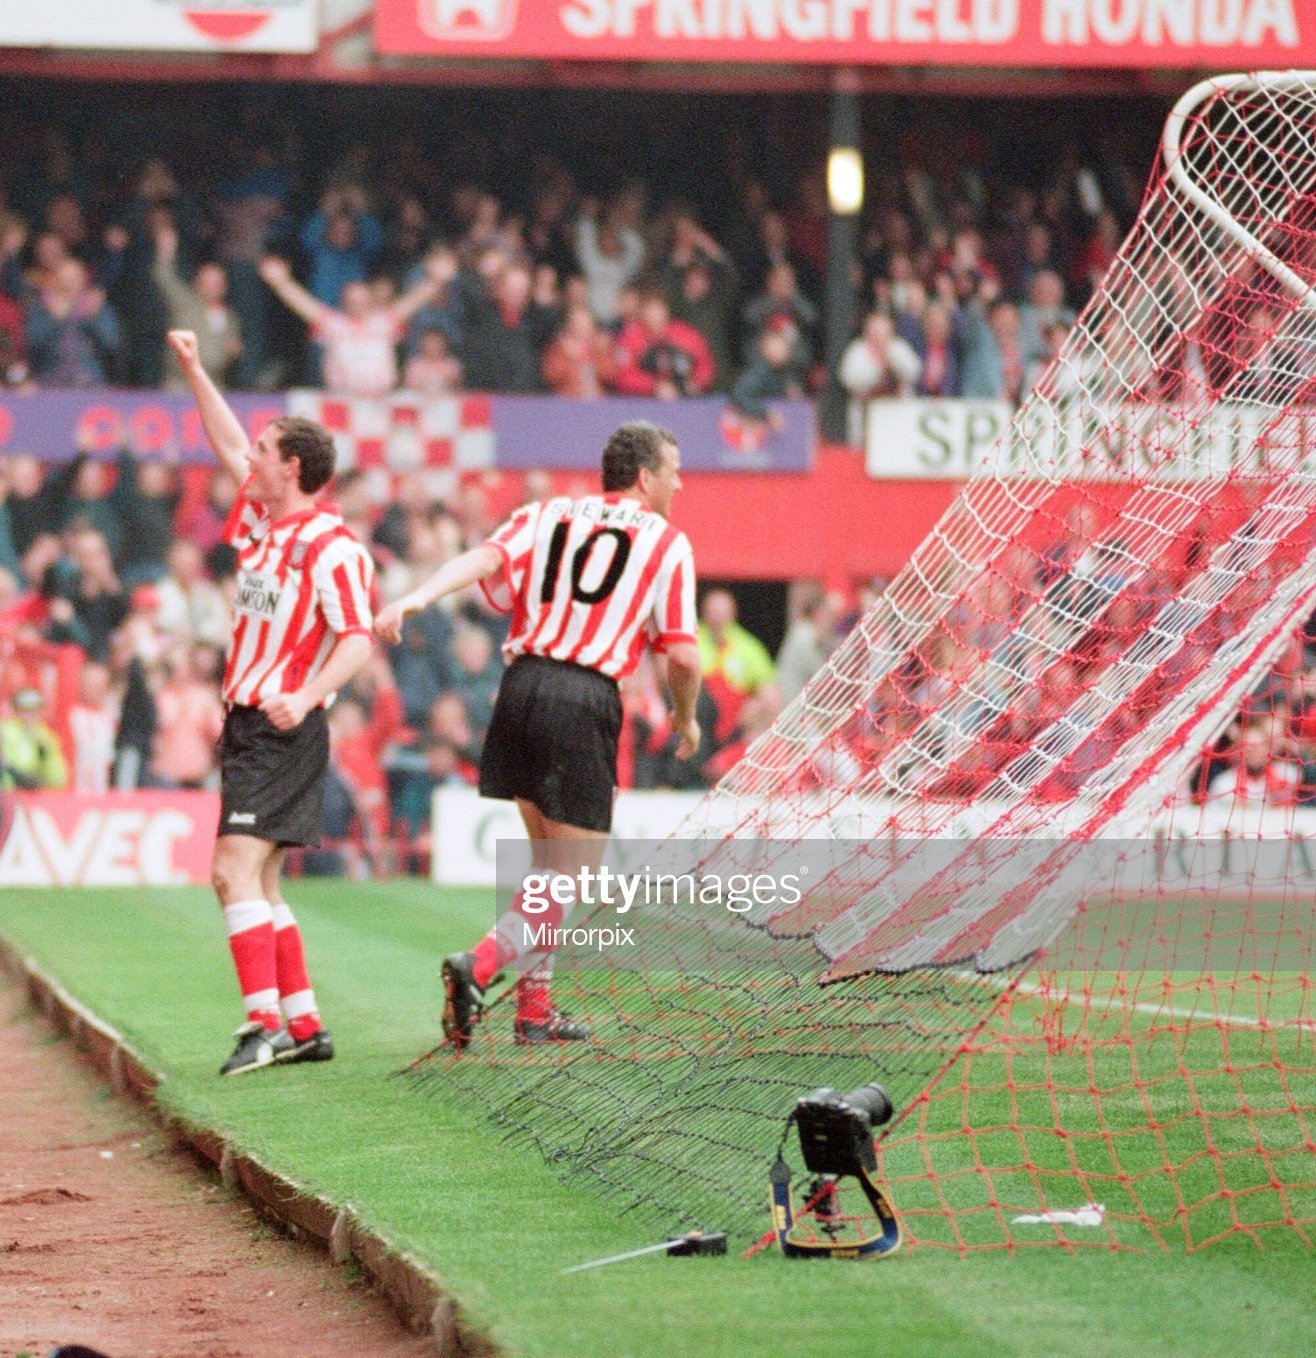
416, 73, 1316, 1250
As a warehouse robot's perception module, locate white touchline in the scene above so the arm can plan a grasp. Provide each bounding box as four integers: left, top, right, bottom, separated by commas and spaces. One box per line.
960, 972, 1316, 1034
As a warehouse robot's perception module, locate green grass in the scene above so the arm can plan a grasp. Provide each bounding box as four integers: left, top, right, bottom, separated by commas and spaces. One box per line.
2, 882, 1314, 1358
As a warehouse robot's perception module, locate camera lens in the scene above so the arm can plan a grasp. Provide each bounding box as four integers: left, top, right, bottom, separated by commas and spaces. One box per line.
844, 1082, 894, 1129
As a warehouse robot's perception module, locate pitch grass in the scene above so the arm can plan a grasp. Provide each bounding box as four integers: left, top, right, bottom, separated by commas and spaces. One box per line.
2, 883, 1314, 1358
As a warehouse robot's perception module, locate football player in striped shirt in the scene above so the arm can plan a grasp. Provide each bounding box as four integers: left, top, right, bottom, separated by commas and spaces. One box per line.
168, 330, 376, 1077
375, 421, 702, 1047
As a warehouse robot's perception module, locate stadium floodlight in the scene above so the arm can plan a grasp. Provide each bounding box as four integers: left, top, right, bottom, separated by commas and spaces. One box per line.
826, 147, 864, 216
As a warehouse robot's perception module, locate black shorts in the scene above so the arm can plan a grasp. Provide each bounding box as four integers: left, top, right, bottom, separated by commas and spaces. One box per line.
479, 654, 622, 834
218, 704, 329, 847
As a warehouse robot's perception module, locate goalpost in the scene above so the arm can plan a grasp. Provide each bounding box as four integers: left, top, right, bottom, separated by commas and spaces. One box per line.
422, 72, 1316, 1253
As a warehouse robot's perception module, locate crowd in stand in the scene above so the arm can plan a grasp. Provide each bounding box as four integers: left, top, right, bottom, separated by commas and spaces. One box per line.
7, 90, 1304, 873
4, 440, 1312, 874
0, 451, 843, 873
0, 95, 1146, 419
829, 498, 1316, 814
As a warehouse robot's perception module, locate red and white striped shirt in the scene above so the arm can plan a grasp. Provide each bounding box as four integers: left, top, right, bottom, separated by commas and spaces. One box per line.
223, 492, 374, 708
480, 494, 696, 680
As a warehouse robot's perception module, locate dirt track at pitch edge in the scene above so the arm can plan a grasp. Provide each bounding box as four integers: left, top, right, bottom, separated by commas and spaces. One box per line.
0, 977, 436, 1358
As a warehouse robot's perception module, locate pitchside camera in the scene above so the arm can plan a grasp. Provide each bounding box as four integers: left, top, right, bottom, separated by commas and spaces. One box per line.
794, 1083, 894, 1178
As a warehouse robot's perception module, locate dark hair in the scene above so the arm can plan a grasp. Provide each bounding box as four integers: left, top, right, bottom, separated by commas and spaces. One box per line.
274, 417, 336, 494
601, 421, 676, 492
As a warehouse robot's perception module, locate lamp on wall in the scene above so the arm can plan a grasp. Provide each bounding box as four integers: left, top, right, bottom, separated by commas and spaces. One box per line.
828, 146, 864, 217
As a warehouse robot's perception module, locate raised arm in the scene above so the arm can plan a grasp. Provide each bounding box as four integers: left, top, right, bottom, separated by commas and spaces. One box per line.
373, 544, 502, 645
392, 249, 455, 326
165, 330, 250, 487
258, 255, 330, 328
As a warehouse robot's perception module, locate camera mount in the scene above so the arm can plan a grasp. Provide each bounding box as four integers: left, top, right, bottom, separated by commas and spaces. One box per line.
769, 1083, 902, 1260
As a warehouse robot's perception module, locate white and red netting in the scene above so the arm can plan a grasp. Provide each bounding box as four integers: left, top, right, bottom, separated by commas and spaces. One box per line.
433, 73, 1316, 1252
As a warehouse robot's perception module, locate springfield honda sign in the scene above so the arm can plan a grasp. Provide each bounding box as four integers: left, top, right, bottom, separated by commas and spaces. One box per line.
376, 1, 1307, 65
1, 0, 317, 52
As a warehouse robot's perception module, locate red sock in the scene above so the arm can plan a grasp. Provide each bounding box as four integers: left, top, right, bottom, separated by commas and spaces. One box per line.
471, 881, 574, 988
272, 902, 321, 1042
223, 899, 280, 1030
515, 969, 554, 1025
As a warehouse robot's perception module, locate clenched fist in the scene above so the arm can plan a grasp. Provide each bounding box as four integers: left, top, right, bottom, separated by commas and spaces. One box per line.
166, 330, 200, 369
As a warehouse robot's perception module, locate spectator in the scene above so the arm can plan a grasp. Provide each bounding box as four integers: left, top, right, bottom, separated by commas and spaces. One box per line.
118, 452, 181, 585
741, 261, 817, 373
102, 159, 202, 387
213, 140, 291, 388
401, 244, 463, 355
0, 461, 20, 579
988, 298, 1026, 403
1018, 269, 1076, 369
380, 193, 434, 284
0, 265, 28, 387
11, 130, 87, 227
459, 259, 557, 393
63, 527, 130, 662
18, 532, 62, 602
730, 328, 803, 427
1208, 709, 1301, 807
5, 454, 62, 559
668, 260, 736, 391
300, 187, 385, 307
153, 225, 242, 390
614, 287, 715, 399
541, 303, 618, 397
67, 659, 118, 793
149, 642, 225, 789
1075, 208, 1122, 299
180, 469, 239, 563
105, 630, 157, 796
1025, 319, 1077, 397
388, 607, 456, 727
403, 326, 463, 395
776, 583, 840, 705
26, 258, 124, 387
53, 454, 132, 561
697, 588, 779, 750
448, 623, 501, 743
747, 209, 819, 301
0, 686, 68, 790
389, 690, 480, 838
154, 538, 229, 648
916, 300, 960, 397
956, 276, 1022, 402
0, 566, 29, 632
574, 198, 645, 326
838, 311, 921, 444
316, 698, 390, 877
259, 252, 444, 398
372, 471, 441, 565
1014, 220, 1059, 303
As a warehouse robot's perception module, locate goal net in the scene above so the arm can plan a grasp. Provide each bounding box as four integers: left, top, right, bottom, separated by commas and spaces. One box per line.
416, 72, 1316, 1252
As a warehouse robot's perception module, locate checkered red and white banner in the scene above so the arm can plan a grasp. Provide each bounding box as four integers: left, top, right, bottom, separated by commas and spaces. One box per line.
287, 390, 496, 503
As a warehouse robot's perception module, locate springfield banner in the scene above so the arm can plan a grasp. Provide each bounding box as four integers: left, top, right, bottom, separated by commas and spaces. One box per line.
865, 397, 1316, 480
0, 0, 319, 52
0, 792, 219, 888
375, 0, 1306, 67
